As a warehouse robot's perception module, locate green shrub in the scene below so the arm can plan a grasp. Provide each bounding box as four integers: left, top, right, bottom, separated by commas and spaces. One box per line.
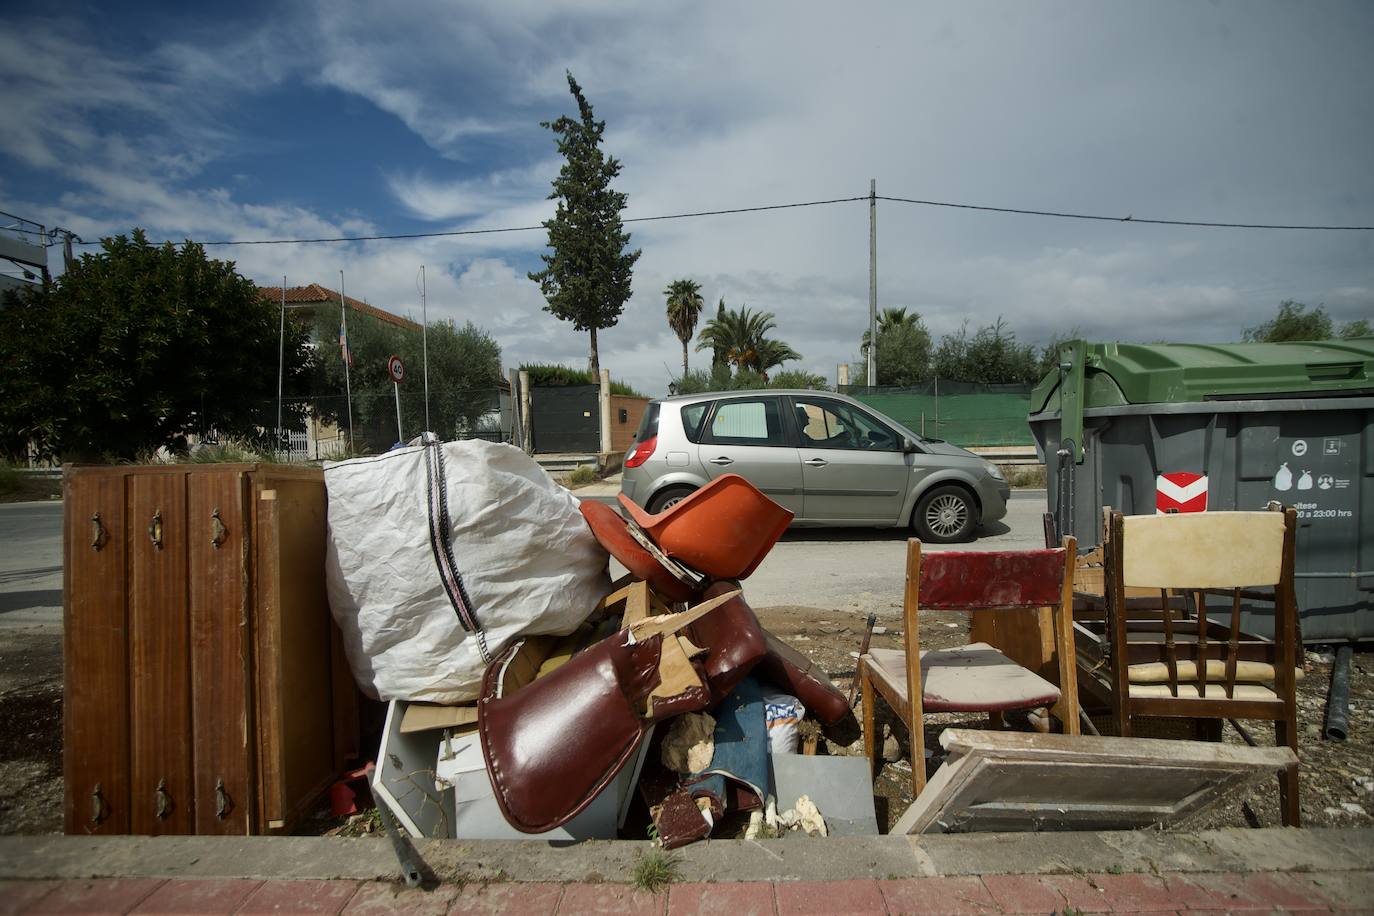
518, 363, 645, 397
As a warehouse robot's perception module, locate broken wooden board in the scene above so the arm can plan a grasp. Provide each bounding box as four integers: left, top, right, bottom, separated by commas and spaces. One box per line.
892, 728, 1295, 835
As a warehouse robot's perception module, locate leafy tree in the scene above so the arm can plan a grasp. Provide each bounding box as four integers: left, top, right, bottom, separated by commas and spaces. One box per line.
664, 279, 705, 377
695, 303, 801, 381
1342, 318, 1372, 338
858, 307, 932, 386
933, 317, 1038, 384
0, 229, 312, 461
517, 362, 644, 396
310, 310, 501, 449
528, 71, 641, 379
1243, 300, 1371, 342
708, 298, 728, 369
767, 369, 830, 390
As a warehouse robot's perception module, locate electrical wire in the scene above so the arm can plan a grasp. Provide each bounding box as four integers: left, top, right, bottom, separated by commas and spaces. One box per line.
876, 195, 1374, 230
64, 191, 1374, 248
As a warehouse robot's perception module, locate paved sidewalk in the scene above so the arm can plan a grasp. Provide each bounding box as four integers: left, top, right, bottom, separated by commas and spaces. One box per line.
4, 869, 1371, 914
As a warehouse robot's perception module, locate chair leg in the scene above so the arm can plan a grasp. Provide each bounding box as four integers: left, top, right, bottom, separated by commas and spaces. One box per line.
987, 710, 1004, 730
860, 661, 877, 782
1275, 719, 1301, 827
909, 702, 927, 798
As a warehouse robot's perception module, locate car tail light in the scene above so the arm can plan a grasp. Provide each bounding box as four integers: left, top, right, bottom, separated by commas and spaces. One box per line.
624, 435, 657, 468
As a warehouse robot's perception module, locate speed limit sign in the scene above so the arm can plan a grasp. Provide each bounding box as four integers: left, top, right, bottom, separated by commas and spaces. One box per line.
386, 354, 405, 384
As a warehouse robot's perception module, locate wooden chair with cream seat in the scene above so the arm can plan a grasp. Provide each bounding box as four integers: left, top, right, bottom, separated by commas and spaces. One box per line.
1100, 506, 1302, 826
860, 539, 1080, 797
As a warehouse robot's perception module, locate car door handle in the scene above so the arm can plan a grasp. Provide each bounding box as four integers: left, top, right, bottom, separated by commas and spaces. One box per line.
708, 456, 734, 466
804, 458, 828, 467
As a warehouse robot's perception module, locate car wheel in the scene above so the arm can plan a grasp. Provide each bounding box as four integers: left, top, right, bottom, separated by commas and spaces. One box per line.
647, 485, 696, 514
914, 484, 978, 543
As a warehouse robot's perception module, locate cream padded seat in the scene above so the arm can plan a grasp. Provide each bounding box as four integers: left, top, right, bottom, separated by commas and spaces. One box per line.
866, 643, 1061, 714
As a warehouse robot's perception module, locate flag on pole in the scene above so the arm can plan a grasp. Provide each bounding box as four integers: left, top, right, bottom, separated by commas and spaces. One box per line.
339, 322, 353, 367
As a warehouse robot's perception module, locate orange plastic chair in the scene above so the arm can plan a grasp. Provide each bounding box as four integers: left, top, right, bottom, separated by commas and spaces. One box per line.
618, 474, 793, 580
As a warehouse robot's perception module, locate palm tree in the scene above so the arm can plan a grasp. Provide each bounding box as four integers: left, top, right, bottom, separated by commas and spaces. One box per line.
695, 303, 802, 382
861, 307, 920, 353
664, 279, 705, 377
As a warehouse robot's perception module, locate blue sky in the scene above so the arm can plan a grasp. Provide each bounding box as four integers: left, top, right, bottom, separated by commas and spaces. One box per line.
3, 0, 1372, 395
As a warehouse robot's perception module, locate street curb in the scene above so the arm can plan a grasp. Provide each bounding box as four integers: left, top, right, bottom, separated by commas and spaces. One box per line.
2, 829, 1368, 885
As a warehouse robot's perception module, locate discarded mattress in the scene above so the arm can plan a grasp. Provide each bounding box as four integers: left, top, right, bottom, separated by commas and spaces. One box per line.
324, 435, 610, 704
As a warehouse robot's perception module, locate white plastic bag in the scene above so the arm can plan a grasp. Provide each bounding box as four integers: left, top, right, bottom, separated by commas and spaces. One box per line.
324, 436, 610, 703
762, 690, 806, 755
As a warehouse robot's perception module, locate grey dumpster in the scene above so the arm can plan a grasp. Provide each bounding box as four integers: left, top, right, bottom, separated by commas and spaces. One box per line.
1029, 339, 1374, 642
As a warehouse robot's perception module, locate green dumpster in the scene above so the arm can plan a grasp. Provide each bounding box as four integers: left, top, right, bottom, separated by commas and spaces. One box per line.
1029, 338, 1374, 642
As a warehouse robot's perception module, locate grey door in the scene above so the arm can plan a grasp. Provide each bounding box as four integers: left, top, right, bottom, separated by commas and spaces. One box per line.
790, 396, 910, 524
696, 396, 803, 515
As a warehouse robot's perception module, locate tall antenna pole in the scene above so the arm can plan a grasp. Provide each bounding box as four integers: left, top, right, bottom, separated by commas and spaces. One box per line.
276, 277, 286, 457
339, 271, 355, 453
868, 178, 878, 388
420, 265, 431, 433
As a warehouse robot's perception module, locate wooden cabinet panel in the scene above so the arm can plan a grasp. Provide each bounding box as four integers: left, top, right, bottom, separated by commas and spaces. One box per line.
128, 473, 195, 835
63, 471, 130, 835
188, 471, 253, 835
253, 477, 335, 830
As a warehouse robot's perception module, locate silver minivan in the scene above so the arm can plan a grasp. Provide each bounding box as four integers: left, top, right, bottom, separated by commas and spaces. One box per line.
620, 390, 1010, 543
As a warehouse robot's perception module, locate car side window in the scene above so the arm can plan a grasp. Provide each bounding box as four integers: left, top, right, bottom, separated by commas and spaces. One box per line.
680, 403, 710, 442
793, 398, 899, 450
702, 398, 786, 446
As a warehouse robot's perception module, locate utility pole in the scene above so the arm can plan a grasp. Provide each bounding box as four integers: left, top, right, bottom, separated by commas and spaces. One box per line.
867, 179, 877, 388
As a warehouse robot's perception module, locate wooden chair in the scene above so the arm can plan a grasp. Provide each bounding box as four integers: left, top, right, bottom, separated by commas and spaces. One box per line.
860, 539, 1080, 796
1099, 506, 1302, 826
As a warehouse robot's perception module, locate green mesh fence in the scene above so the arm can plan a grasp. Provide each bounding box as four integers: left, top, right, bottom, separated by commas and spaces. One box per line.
842, 380, 1035, 447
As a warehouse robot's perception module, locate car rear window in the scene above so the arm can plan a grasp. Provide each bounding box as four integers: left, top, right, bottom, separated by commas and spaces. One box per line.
702, 398, 786, 446
634, 402, 660, 442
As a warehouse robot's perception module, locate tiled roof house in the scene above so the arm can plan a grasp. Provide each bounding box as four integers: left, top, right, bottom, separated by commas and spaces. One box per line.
257, 283, 421, 332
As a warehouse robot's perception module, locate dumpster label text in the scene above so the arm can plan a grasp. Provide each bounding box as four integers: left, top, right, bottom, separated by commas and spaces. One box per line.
1292, 502, 1353, 520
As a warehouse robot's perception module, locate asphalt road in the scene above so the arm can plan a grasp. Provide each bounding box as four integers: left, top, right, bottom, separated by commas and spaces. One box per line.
589, 489, 1050, 617
0, 489, 1048, 630
0, 501, 63, 629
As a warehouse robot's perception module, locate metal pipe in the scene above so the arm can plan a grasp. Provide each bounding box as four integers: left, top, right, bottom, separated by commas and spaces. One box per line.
1325, 644, 1354, 742
1296, 571, 1374, 579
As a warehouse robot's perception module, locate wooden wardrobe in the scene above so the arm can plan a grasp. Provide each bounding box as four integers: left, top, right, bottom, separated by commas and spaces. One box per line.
63, 464, 357, 836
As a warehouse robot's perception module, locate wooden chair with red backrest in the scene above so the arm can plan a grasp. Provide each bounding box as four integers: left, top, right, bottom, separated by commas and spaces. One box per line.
1101, 506, 1303, 826
860, 539, 1080, 797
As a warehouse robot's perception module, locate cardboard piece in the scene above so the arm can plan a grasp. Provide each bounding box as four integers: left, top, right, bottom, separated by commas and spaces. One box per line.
893, 728, 1296, 835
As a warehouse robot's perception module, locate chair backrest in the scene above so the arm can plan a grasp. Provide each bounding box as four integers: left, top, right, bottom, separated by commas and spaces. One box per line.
913, 544, 1070, 612
1117, 511, 1286, 589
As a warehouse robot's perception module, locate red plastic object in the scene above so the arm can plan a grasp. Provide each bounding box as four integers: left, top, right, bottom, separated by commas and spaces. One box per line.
617, 474, 793, 580
578, 500, 697, 602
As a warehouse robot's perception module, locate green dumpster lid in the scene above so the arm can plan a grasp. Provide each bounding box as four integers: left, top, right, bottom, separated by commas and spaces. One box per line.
1031, 338, 1374, 414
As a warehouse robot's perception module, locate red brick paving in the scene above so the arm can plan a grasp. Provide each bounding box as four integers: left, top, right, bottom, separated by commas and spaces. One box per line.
554, 883, 665, 915
774, 878, 887, 915
25, 878, 165, 914
665, 881, 775, 916
131, 878, 263, 914
978, 874, 1075, 913
878, 876, 1001, 914
2, 870, 1372, 913
0, 883, 60, 916
447, 882, 563, 915
235, 879, 362, 915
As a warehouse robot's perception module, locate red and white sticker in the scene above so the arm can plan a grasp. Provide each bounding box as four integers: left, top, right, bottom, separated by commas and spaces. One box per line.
1156, 472, 1208, 514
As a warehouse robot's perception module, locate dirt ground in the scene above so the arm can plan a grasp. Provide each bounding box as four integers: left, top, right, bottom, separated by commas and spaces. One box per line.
2, 606, 1372, 837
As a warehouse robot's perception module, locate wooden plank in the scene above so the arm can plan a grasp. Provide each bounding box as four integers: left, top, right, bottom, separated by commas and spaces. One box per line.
253, 474, 336, 832
188, 469, 253, 835
63, 469, 131, 835
251, 486, 284, 830
128, 471, 194, 835
893, 729, 1294, 835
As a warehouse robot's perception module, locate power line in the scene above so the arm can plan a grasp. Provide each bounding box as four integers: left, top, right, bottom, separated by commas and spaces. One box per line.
68, 191, 1374, 248
876, 195, 1374, 231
